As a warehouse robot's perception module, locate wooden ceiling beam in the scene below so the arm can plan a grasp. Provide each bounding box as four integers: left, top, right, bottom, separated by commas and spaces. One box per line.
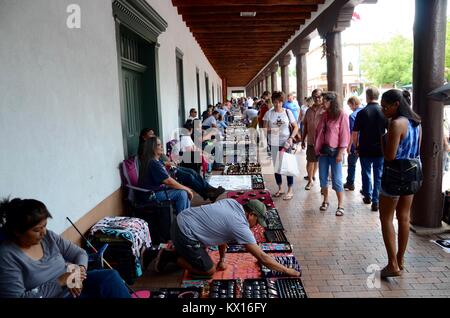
181, 13, 310, 21
172, 0, 324, 6
176, 5, 317, 14
190, 27, 298, 33
194, 32, 289, 38
188, 21, 303, 28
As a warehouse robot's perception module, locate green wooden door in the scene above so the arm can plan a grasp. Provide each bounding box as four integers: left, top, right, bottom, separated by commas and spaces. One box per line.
122, 68, 143, 157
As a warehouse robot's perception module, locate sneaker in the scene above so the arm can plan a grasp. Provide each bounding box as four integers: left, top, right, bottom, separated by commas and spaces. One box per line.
154, 249, 176, 273
363, 197, 372, 204
343, 183, 355, 191
371, 203, 379, 212
207, 186, 226, 202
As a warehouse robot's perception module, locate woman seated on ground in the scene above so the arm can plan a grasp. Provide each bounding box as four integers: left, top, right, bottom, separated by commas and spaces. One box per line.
137, 136, 193, 215
0, 198, 131, 298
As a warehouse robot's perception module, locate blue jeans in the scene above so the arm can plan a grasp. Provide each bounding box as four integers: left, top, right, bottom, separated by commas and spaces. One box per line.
319, 156, 343, 192
271, 146, 294, 187
79, 269, 131, 298
346, 153, 359, 185
175, 167, 210, 199
360, 157, 384, 204
155, 189, 190, 215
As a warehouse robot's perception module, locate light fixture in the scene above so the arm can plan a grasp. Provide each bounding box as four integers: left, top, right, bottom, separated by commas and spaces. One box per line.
240, 12, 256, 17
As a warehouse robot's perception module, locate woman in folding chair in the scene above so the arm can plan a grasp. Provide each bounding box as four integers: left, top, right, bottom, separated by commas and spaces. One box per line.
0, 198, 131, 298
137, 137, 193, 215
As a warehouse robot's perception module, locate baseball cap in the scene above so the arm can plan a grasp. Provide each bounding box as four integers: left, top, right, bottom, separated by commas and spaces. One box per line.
244, 200, 267, 227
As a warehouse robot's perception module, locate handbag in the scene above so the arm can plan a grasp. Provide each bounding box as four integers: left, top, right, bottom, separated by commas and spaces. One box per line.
276, 149, 300, 177
319, 117, 338, 157
320, 144, 339, 157
381, 158, 423, 196
285, 110, 302, 144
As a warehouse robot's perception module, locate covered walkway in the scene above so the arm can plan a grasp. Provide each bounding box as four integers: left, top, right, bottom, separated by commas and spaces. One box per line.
1, 0, 449, 300
134, 152, 450, 298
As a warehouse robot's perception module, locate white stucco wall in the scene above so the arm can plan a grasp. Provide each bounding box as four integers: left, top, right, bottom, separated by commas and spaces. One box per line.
147, 0, 222, 143
0, 0, 124, 233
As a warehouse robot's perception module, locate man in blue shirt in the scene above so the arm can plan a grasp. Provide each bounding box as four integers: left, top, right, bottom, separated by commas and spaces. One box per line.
154, 199, 301, 278
344, 96, 363, 191
282, 93, 300, 122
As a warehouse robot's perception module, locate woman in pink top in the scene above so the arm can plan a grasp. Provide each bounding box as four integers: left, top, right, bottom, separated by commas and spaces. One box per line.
314, 92, 350, 216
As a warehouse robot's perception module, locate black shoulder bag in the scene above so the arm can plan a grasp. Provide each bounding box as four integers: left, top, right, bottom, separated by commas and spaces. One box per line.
319, 116, 339, 157
381, 158, 423, 196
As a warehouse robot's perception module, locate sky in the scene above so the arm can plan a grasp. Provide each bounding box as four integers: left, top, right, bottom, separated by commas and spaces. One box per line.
310, 0, 449, 48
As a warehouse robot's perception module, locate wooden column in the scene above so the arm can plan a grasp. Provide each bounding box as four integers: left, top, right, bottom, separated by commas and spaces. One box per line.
326, 31, 343, 104
265, 72, 271, 92
279, 54, 291, 94
293, 39, 311, 104
411, 0, 447, 228
222, 77, 228, 102
271, 63, 279, 92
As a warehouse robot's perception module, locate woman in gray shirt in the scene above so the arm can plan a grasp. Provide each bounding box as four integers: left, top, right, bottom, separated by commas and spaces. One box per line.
0, 198, 130, 298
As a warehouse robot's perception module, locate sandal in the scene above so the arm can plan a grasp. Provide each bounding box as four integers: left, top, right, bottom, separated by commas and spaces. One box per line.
335, 207, 345, 216
283, 193, 294, 200
273, 191, 284, 198
319, 202, 329, 211
305, 183, 313, 191
380, 266, 402, 278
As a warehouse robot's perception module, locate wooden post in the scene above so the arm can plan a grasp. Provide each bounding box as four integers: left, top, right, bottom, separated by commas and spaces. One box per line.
271, 63, 279, 92
279, 54, 291, 94
293, 39, 311, 104
326, 31, 343, 104
411, 0, 448, 228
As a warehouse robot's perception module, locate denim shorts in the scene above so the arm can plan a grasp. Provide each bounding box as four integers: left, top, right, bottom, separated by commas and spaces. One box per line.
379, 186, 400, 199
319, 155, 343, 192
171, 218, 213, 273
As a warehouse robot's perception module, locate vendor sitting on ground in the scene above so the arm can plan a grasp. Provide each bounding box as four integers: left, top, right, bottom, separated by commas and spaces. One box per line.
0, 198, 131, 298
153, 199, 301, 277
139, 128, 224, 202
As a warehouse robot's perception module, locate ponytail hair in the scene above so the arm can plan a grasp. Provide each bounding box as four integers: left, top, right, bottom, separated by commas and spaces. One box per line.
0, 197, 52, 238
381, 89, 421, 127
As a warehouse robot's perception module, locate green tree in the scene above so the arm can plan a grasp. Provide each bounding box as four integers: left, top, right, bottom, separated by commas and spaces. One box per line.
445, 21, 450, 81
361, 35, 413, 87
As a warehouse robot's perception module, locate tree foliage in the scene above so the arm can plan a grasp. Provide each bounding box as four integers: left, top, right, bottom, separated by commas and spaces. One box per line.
361, 35, 413, 87
445, 21, 450, 81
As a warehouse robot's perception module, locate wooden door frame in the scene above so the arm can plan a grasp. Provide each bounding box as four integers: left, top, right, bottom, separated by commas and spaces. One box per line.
112, 0, 167, 157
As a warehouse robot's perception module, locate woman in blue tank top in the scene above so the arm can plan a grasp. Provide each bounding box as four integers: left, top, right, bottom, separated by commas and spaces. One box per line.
379, 90, 422, 278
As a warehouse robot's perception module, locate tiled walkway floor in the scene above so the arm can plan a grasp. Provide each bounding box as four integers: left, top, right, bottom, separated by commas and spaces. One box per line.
134, 150, 450, 298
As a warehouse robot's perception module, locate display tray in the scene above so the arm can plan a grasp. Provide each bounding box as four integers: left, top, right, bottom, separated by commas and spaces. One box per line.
207, 175, 252, 191
261, 255, 301, 278
243, 278, 307, 299
265, 209, 284, 230
242, 279, 277, 299
208, 279, 240, 299
270, 278, 307, 299
227, 189, 273, 208
223, 163, 262, 175
264, 230, 288, 243
251, 174, 265, 190
150, 288, 202, 299
259, 242, 292, 253
227, 243, 292, 253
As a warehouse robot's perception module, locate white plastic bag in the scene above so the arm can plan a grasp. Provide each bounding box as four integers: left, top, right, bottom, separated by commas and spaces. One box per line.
277, 151, 300, 176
